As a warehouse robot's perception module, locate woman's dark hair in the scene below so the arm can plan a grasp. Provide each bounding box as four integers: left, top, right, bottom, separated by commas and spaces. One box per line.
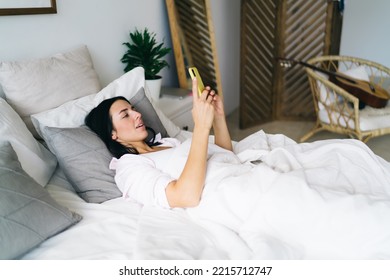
85, 96, 158, 158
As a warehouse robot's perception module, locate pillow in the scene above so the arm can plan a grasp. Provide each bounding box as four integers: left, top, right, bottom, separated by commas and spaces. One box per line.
129, 87, 168, 140
31, 67, 181, 138
0, 98, 57, 186
148, 91, 182, 138
0, 45, 101, 137
41, 126, 122, 203
0, 142, 82, 259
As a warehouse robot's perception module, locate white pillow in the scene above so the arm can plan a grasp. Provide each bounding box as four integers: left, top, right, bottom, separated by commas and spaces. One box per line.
0, 98, 57, 186
0, 45, 101, 137
31, 67, 181, 138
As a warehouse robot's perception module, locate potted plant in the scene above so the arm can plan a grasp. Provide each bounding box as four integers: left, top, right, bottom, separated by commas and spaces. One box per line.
121, 28, 171, 101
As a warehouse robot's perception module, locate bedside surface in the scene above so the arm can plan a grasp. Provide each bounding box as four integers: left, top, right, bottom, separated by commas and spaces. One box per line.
161, 87, 191, 99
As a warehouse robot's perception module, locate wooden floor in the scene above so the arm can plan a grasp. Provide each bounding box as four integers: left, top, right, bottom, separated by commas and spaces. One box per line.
226, 109, 390, 162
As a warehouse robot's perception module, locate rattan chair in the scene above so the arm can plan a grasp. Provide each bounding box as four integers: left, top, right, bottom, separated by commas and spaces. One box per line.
301, 55, 390, 143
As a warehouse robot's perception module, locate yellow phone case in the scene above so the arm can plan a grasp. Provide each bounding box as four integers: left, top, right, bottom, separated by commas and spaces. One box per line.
188, 67, 205, 96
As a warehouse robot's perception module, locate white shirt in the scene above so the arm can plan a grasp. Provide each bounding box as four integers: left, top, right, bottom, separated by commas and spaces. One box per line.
109, 137, 181, 208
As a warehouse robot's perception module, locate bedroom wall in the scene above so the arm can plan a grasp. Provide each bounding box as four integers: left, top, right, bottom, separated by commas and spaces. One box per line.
0, 0, 241, 115
1, 0, 388, 116
0, 0, 176, 88
339, 0, 390, 68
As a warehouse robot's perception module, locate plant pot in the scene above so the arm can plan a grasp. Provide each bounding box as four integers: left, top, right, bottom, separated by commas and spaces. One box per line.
145, 76, 162, 102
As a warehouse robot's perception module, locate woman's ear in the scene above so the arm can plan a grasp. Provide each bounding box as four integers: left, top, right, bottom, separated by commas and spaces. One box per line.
111, 131, 118, 140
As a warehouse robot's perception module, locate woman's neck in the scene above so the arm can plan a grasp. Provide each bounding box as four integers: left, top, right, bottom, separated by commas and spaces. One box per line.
121, 141, 152, 154
123, 141, 170, 154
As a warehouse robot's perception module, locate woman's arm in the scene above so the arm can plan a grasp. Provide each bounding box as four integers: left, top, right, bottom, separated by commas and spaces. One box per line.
165, 78, 215, 208
209, 89, 233, 151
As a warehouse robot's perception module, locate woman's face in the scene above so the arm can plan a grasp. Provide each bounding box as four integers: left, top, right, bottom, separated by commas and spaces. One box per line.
109, 99, 148, 144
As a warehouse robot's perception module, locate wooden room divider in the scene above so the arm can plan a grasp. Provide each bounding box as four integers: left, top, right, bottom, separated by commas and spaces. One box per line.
240, 0, 343, 128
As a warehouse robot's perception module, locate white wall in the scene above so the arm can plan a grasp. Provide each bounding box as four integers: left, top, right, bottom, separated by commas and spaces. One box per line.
340, 0, 390, 68
0, 0, 241, 115
0, 0, 177, 88
210, 0, 241, 114
1, 0, 388, 116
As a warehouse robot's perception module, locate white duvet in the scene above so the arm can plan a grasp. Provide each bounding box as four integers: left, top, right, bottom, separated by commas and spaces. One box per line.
185, 131, 390, 259
23, 131, 390, 259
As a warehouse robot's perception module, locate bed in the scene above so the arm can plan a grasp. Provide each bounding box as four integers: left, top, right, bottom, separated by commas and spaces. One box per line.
1, 46, 390, 260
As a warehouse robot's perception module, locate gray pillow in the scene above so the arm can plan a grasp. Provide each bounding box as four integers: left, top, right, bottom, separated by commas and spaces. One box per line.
130, 87, 168, 141
0, 141, 82, 259
41, 126, 122, 203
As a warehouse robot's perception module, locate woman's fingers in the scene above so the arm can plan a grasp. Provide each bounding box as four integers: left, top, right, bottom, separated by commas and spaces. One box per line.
192, 78, 214, 102
191, 79, 215, 129
206, 89, 216, 101
192, 78, 201, 101
201, 88, 215, 103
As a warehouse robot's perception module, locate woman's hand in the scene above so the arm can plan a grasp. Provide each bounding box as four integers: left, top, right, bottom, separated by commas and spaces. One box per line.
203, 85, 233, 152
209, 89, 225, 120
191, 78, 215, 131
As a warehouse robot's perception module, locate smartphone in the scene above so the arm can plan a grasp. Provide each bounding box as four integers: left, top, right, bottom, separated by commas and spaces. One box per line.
188, 67, 205, 97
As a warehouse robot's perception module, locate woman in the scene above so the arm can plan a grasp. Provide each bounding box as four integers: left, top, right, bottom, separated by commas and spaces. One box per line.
85, 78, 233, 208
86, 80, 390, 258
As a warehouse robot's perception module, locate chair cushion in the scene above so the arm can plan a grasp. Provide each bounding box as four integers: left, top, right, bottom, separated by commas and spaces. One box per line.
319, 102, 390, 131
